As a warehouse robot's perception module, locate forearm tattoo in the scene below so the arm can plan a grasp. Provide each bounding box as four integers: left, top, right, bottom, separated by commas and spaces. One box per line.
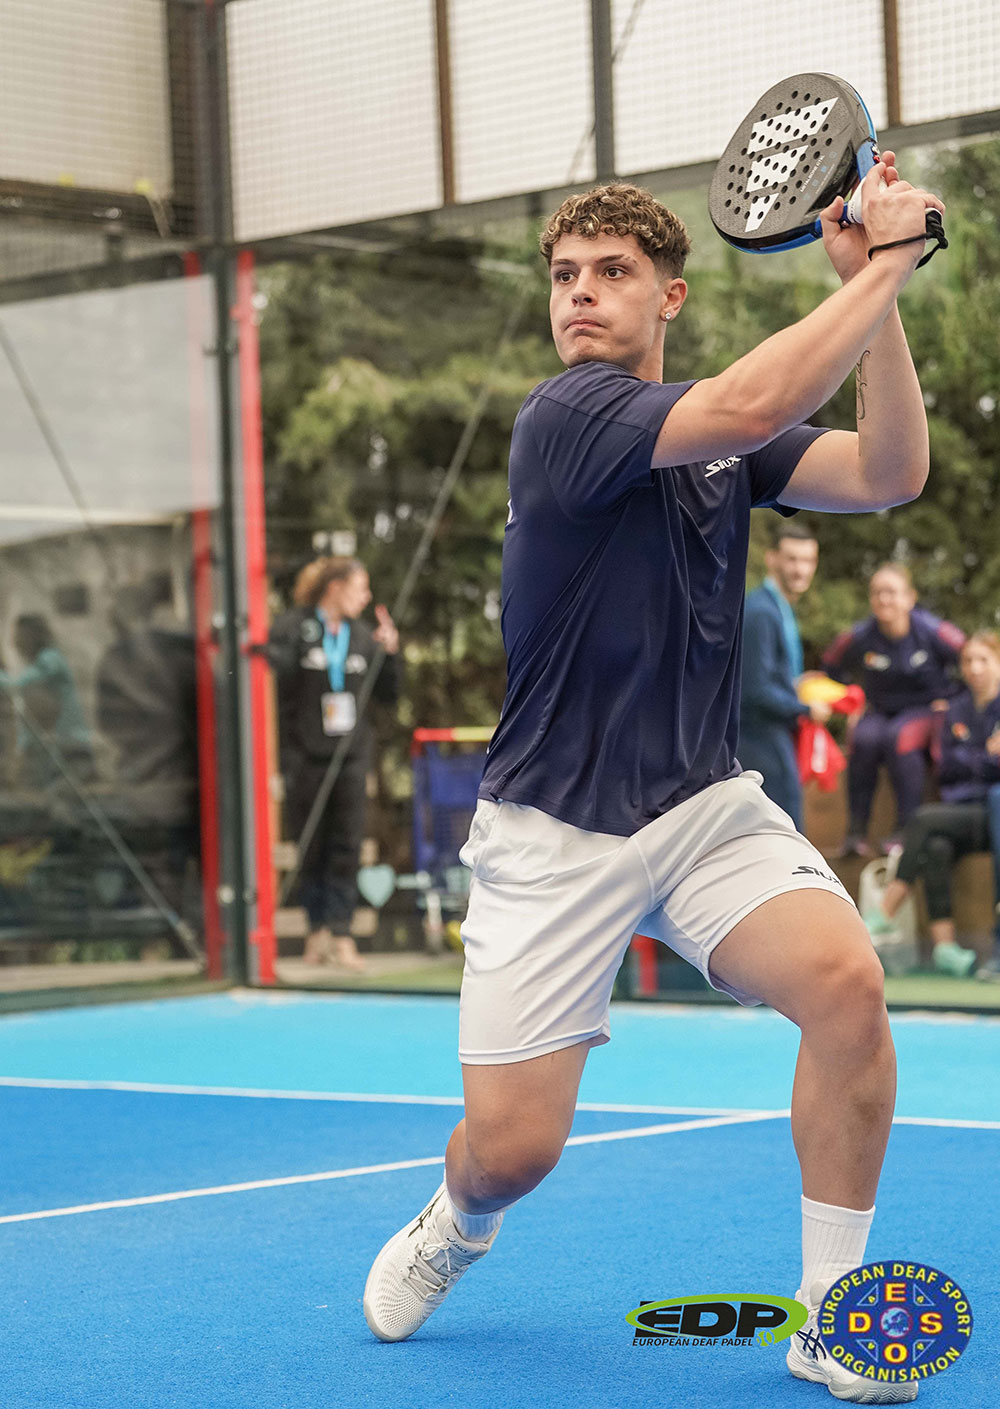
856, 349, 870, 422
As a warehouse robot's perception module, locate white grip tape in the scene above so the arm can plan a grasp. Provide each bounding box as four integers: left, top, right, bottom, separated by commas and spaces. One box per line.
845, 176, 887, 227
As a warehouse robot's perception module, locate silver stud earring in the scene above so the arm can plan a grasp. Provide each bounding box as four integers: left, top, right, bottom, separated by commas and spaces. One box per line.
664, 312, 672, 322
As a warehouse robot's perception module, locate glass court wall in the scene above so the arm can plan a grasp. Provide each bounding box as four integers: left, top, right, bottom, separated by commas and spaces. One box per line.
0, 273, 228, 998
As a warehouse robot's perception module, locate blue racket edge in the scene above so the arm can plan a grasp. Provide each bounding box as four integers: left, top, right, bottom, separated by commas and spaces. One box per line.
709, 73, 882, 254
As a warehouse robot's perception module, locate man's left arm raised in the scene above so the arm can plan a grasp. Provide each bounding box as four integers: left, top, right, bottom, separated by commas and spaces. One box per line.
779, 152, 933, 514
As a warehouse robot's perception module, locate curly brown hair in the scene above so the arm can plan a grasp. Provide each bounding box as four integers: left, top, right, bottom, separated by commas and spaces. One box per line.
540, 183, 691, 278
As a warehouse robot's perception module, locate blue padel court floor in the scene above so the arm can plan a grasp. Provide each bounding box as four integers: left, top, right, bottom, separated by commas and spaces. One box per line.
1, 990, 996, 1409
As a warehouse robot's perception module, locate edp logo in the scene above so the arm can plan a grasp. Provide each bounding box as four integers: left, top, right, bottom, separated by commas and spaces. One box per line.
627, 1294, 807, 1348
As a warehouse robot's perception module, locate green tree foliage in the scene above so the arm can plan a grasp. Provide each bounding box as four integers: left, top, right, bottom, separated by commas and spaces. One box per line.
260, 243, 555, 739
259, 141, 1000, 831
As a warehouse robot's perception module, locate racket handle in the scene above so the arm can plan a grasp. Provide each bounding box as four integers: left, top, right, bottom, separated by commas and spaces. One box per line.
846, 190, 949, 257
844, 185, 866, 226
843, 176, 888, 227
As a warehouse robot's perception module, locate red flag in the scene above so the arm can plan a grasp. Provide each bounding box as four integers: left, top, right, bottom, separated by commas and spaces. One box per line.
796, 719, 847, 790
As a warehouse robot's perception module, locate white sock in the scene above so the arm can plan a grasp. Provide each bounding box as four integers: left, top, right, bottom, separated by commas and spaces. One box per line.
444, 1178, 508, 1241
801, 1195, 875, 1300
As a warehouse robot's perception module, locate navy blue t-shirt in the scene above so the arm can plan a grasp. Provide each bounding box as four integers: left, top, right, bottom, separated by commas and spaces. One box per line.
478, 361, 828, 835
937, 689, 1000, 803
822, 609, 965, 716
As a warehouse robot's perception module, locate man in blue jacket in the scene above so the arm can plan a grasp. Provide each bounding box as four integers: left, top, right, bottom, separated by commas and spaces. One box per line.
739, 522, 826, 830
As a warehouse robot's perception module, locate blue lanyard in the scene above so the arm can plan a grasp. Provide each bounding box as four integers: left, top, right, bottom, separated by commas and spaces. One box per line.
320, 616, 351, 692
763, 577, 804, 680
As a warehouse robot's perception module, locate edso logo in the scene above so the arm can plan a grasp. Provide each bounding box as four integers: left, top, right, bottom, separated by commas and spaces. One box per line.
819, 1261, 972, 1385
626, 1294, 807, 1348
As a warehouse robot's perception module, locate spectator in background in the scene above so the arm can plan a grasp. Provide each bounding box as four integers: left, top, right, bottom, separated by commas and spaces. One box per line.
270, 557, 401, 970
0, 645, 16, 788
868, 631, 1000, 976
96, 580, 198, 786
95, 579, 201, 928
739, 522, 827, 830
979, 781, 1000, 982
0, 614, 94, 787
823, 563, 964, 856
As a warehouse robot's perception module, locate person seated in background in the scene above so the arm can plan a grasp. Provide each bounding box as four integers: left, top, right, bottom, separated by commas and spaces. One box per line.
739, 521, 827, 831
868, 631, 1000, 976
822, 562, 964, 855
979, 780, 1000, 982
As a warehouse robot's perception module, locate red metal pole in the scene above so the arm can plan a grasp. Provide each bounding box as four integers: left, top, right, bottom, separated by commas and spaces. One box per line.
631, 933, 658, 997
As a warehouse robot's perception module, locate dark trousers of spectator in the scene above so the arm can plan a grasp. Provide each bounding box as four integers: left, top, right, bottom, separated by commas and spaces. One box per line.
284, 756, 367, 932
737, 725, 803, 832
988, 783, 1000, 950
895, 802, 990, 922
847, 706, 937, 837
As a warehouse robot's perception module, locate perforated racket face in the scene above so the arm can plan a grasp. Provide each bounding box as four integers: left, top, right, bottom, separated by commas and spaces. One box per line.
708, 73, 878, 252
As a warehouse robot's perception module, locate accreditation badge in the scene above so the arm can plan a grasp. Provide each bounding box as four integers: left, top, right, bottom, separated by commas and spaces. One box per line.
321, 691, 357, 736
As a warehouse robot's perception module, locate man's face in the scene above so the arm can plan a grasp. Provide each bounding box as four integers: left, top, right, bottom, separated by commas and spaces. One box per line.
548, 232, 684, 379
767, 538, 819, 599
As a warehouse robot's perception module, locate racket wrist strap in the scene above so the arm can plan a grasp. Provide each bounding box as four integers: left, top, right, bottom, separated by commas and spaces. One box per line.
867, 226, 947, 270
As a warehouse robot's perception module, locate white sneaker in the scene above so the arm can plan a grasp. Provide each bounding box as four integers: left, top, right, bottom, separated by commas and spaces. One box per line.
363, 1183, 502, 1342
787, 1284, 917, 1403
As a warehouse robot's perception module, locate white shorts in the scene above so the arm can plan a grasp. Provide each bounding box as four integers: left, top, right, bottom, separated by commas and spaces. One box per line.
457, 771, 855, 1065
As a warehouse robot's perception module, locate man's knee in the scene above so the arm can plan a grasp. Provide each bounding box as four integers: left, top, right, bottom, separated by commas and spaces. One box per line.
801, 938, 887, 1036
464, 1123, 565, 1203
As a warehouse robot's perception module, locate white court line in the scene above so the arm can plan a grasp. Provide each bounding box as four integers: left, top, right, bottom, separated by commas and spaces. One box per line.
2, 1104, 997, 1228
0, 1077, 465, 1106
0, 1111, 784, 1227
892, 1115, 1000, 1130
564, 1109, 788, 1146
2, 1078, 998, 1129
0, 1077, 758, 1117
0, 1156, 446, 1225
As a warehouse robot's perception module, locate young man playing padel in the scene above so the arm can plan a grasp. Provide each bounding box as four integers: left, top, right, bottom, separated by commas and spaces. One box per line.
364, 164, 944, 1403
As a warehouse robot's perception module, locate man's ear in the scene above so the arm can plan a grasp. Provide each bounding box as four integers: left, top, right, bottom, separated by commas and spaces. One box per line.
662, 277, 688, 321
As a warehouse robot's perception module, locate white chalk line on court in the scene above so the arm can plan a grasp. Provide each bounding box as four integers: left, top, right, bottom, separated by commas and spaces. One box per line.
2, 1078, 998, 1130
0, 1110, 785, 1227
0, 1077, 765, 1117
564, 1109, 788, 1146
2, 1102, 997, 1228
891, 1115, 1000, 1129
0, 1156, 446, 1225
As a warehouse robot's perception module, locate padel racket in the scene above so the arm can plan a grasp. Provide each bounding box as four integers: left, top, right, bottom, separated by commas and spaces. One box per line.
708, 73, 946, 259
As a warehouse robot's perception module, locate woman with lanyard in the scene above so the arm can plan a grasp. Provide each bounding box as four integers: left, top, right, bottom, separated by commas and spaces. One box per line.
270, 557, 400, 969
